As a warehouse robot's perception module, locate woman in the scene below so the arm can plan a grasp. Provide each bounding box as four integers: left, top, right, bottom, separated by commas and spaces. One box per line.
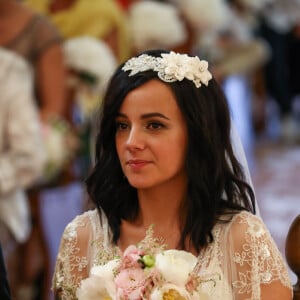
0, 2, 71, 297
0, 0, 67, 121
0, 48, 45, 298
52, 50, 292, 299
24, 0, 131, 63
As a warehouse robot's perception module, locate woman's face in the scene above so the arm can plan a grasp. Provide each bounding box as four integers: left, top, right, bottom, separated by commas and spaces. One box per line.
115, 79, 188, 190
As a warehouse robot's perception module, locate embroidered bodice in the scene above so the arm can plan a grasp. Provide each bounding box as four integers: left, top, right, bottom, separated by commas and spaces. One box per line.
52, 210, 292, 299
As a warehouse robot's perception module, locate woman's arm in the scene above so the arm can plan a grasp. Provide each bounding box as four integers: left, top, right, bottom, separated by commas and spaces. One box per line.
52, 212, 93, 299
228, 212, 293, 300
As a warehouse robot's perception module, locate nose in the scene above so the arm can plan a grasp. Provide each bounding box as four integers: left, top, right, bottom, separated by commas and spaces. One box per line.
125, 127, 145, 151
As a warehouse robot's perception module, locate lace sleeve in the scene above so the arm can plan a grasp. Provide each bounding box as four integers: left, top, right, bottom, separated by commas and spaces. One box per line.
228, 212, 293, 300
52, 211, 96, 299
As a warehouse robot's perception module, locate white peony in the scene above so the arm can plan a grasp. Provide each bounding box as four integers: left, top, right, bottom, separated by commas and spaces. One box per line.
155, 250, 198, 286
150, 283, 192, 300
150, 282, 209, 300
76, 259, 119, 300
90, 259, 120, 279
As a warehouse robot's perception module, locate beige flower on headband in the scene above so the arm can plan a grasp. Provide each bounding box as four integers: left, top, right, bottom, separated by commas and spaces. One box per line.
160, 52, 190, 81
122, 51, 212, 88
160, 52, 212, 87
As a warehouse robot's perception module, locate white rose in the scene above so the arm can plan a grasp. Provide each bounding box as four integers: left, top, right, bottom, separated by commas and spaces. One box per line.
76, 259, 119, 300
91, 259, 120, 280
150, 283, 192, 300
76, 275, 115, 300
155, 250, 198, 286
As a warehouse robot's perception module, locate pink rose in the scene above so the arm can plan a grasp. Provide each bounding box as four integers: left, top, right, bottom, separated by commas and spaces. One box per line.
115, 268, 147, 300
122, 245, 144, 268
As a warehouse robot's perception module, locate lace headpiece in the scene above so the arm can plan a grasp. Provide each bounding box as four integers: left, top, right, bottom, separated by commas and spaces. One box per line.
122, 51, 212, 88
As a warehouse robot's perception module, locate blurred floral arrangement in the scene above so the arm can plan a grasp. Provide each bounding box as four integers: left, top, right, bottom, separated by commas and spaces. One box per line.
76, 227, 218, 299
128, 1, 187, 53
169, 0, 230, 32
63, 36, 117, 121
41, 116, 78, 182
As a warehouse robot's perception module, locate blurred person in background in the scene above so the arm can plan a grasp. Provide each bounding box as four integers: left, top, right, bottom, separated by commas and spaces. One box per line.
0, 244, 11, 300
189, 0, 270, 172
0, 0, 67, 121
258, 0, 300, 142
36, 37, 118, 299
0, 1, 72, 299
24, 0, 132, 63
0, 47, 45, 299
63, 36, 118, 179
22, 1, 130, 296
289, 19, 300, 126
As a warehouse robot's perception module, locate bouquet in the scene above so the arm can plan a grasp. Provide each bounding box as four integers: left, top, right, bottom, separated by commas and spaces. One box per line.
76, 228, 212, 300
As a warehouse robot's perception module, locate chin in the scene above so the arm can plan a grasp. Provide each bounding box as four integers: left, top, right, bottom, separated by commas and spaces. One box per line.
126, 178, 156, 190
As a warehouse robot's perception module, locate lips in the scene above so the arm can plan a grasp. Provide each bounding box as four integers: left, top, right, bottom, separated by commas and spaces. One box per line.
126, 159, 150, 169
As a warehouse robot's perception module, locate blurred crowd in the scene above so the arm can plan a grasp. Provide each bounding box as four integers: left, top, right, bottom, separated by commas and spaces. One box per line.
0, 0, 299, 299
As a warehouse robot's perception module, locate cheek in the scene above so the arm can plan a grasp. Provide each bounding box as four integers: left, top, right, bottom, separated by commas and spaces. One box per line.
175, 134, 188, 166
159, 134, 187, 164
115, 136, 123, 159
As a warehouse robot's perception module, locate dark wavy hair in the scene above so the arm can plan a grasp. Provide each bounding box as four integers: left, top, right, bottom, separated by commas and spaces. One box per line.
86, 49, 255, 252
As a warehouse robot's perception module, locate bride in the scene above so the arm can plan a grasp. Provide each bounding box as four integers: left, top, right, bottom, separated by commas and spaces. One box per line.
52, 50, 292, 299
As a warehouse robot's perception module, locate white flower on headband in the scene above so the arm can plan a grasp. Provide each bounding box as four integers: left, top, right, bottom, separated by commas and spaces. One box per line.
122, 51, 212, 88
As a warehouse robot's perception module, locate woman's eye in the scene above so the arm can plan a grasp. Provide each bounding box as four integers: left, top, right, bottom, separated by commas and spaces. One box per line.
147, 122, 164, 130
116, 122, 128, 131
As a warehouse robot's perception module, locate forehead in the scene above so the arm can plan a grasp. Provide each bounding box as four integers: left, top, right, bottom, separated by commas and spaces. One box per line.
119, 79, 181, 115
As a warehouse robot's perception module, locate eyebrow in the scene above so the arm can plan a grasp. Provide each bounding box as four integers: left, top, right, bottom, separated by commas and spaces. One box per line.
116, 112, 170, 120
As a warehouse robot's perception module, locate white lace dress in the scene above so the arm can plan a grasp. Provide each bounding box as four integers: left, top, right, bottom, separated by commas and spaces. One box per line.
52, 210, 292, 299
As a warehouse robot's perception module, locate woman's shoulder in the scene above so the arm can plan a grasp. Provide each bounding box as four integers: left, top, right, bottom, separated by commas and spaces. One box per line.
65, 208, 99, 227
219, 210, 270, 241
229, 210, 267, 233
61, 209, 103, 242
213, 210, 276, 251
214, 211, 293, 295
53, 209, 110, 297
230, 210, 262, 223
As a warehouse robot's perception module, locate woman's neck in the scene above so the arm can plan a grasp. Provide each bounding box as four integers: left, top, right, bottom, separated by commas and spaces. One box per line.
118, 176, 188, 251
136, 177, 187, 231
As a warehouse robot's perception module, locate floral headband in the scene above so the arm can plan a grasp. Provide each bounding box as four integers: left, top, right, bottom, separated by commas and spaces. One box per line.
122, 51, 212, 88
